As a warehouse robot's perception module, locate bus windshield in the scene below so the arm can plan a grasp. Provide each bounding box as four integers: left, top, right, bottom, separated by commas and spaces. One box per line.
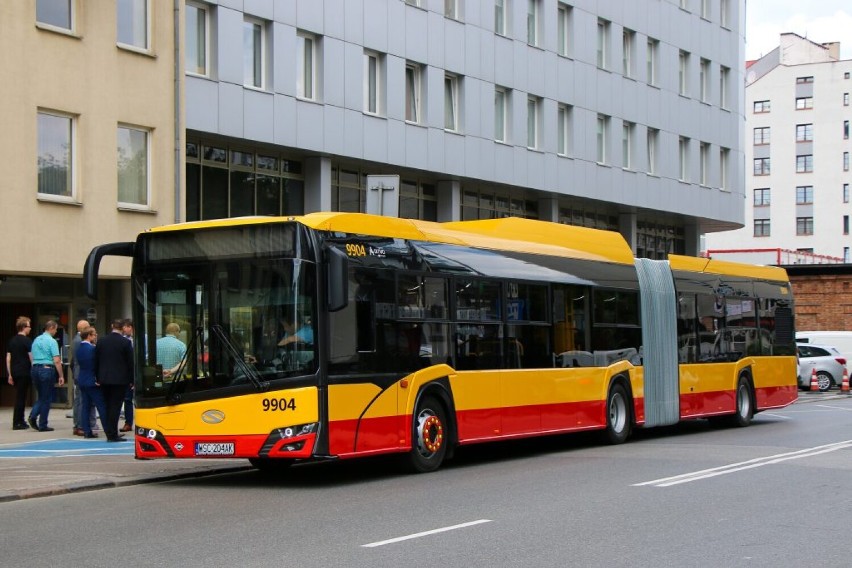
134, 257, 317, 403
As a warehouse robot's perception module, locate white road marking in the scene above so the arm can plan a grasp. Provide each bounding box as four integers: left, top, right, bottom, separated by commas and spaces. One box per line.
362, 519, 492, 548
758, 412, 792, 419
634, 440, 852, 487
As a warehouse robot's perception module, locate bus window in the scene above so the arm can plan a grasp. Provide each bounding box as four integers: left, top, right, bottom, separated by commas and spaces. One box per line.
677, 293, 698, 363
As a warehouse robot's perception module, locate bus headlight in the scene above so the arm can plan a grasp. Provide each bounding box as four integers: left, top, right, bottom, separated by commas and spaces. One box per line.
276, 422, 317, 440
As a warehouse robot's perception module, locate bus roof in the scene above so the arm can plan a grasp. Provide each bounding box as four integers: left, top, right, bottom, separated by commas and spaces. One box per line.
668, 254, 790, 283
146, 213, 636, 265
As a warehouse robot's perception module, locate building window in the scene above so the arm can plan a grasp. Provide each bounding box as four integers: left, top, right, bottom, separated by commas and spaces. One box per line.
845, 120, 850, 139
845, 183, 850, 203
679, 51, 689, 96
753, 157, 770, 176
186, 2, 209, 76
445, 0, 459, 19
679, 137, 690, 181
701, 0, 711, 19
557, 104, 572, 156
117, 125, 150, 208
796, 155, 813, 173
699, 142, 710, 185
400, 179, 438, 221
847, 72, 851, 80
845, 247, 850, 262
596, 19, 609, 69
494, 0, 506, 36
796, 76, 814, 84
795, 97, 813, 110
405, 61, 424, 123
795, 123, 813, 142
364, 50, 385, 115
596, 115, 608, 164
527, 0, 540, 46
647, 128, 659, 175
845, 152, 850, 172
37, 0, 72, 30
623, 29, 635, 77
297, 31, 317, 100
754, 188, 770, 206
796, 217, 814, 236
720, 0, 730, 27
37, 110, 75, 198
754, 100, 771, 113
622, 122, 634, 169
845, 216, 850, 235
754, 219, 770, 237
699, 59, 710, 102
646, 38, 658, 86
445, 74, 460, 131
404, 0, 421, 6
753, 127, 770, 145
557, 4, 572, 57
720, 147, 729, 190
845, 93, 850, 106
796, 185, 813, 204
494, 87, 508, 143
243, 17, 265, 89
527, 96, 541, 149
720, 66, 730, 109
117, 0, 149, 50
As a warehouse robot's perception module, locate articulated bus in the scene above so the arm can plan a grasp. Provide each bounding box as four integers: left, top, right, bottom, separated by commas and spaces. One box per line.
84, 213, 798, 473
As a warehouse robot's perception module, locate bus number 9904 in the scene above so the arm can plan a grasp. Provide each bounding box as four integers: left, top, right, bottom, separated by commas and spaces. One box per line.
262, 398, 297, 412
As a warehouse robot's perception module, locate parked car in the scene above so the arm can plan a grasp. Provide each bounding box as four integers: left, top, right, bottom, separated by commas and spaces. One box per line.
797, 343, 847, 392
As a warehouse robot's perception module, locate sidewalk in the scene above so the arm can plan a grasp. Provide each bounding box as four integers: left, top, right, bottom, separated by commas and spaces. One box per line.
0, 406, 251, 503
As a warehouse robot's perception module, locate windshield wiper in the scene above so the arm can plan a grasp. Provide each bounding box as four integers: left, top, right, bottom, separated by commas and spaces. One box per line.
166, 326, 200, 403
210, 324, 269, 392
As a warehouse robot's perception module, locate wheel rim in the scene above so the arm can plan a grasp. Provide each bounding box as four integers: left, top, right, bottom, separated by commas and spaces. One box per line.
415, 408, 444, 459
737, 384, 751, 418
818, 373, 832, 391
609, 392, 627, 434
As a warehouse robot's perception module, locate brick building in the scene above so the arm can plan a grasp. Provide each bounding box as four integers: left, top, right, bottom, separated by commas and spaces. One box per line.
785, 265, 852, 331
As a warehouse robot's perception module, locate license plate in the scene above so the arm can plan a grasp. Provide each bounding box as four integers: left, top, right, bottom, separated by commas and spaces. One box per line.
195, 442, 235, 456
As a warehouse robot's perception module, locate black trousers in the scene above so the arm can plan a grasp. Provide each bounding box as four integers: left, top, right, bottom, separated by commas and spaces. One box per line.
101, 384, 128, 440
11, 374, 31, 426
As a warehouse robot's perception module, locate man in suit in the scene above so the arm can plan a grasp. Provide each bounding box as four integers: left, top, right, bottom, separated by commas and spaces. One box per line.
95, 319, 134, 442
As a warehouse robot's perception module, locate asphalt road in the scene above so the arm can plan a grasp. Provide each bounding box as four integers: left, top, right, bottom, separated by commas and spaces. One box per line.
4, 394, 852, 567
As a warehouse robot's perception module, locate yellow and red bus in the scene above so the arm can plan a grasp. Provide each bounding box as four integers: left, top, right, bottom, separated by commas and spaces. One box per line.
84, 213, 797, 473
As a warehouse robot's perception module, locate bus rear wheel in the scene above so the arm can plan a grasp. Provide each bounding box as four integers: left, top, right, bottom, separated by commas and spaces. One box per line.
406, 395, 448, 473
731, 376, 754, 427
604, 383, 632, 444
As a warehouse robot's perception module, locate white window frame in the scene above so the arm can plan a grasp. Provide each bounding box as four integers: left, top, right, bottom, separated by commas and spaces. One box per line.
557, 3, 572, 57
720, 147, 730, 190
596, 19, 609, 69
527, 96, 541, 149
596, 114, 608, 164
495, 0, 507, 36
243, 17, 266, 89
623, 29, 634, 77
720, 0, 730, 28
647, 128, 658, 174
557, 104, 571, 156
37, 110, 76, 201
364, 50, 384, 116
116, 0, 150, 51
527, 0, 540, 46
720, 66, 730, 109
185, 1, 209, 76
297, 31, 317, 101
647, 38, 658, 86
36, 0, 73, 32
445, 74, 460, 131
495, 86, 508, 143
405, 62, 423, 124
699, 59, 710, 102
679, 137, 689, 181
117, 124, 151, 210
445, 0, 459, 20
701, 0, 710, 19
699, 142, 710, 186
622, 122, 634, 169
679, 51, 689, 96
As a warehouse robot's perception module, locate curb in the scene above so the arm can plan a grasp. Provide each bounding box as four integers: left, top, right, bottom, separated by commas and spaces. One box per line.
0, 464, 253, 504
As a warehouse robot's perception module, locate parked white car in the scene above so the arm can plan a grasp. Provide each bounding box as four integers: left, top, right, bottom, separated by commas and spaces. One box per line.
797, 343, 847, 392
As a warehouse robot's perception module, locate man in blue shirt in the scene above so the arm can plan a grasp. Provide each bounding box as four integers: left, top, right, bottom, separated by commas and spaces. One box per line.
156, 322, 187, 377
29, 320, 65, 431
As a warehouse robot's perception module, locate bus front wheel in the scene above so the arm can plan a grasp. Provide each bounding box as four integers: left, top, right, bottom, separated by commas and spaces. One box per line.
406, 395, 448, 473
604, 383, 632, 444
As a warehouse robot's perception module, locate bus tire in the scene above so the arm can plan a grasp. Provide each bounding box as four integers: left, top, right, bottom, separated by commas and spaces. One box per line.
604, 383, 632, 445
406, 395, 448, 473
731, 376, 754, 427
249, 457, 293, 475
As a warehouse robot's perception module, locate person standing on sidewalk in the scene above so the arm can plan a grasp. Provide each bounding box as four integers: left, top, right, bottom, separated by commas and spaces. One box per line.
71, 319, 97, 436
29, 320, 65, 431
5, 316, 33, 430
120, 318, 135, 433
75, 326, 106, 438
94, 319, 133, 442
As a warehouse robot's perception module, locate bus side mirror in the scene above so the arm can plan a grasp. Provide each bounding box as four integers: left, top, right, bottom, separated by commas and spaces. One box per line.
83, 242, 135, 300
327, 246, 349, 312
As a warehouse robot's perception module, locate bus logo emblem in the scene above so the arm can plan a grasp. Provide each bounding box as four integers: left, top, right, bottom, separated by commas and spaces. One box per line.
201, 410, 226, 424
